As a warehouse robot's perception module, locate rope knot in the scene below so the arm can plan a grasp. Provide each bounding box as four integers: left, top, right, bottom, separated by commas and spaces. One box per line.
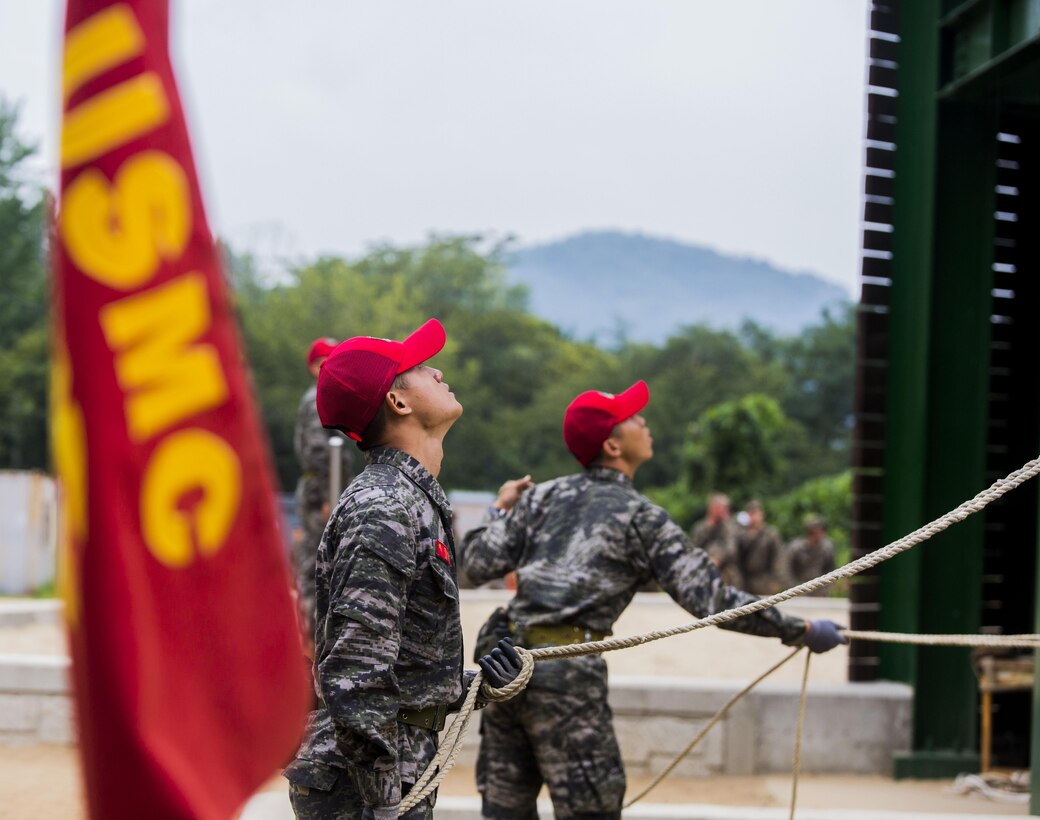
479, 646, 535, 702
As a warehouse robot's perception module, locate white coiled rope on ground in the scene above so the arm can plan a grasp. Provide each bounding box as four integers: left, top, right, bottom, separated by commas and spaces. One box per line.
398, 456, 1040, 814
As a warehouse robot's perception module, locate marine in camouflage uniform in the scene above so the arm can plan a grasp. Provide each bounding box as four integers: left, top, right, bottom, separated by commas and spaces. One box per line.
690, 512, 742, 588
784, 519, 837, 596
285, 319, 513, 820
736, 501, 786, 596
285, 447, 469, 819
293, 380, 353, 639
462, 382, 844, 820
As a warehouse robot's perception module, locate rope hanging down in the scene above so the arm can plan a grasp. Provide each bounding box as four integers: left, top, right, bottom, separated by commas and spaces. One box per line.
622, 628, 1040, 809
623, 646, 806, 808
399, 455, 1040, 813
788, 651, 812, 820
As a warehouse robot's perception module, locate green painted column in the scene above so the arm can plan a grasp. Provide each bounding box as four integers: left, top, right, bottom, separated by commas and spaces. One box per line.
877, 0, 941, 685
1033, 505, 1040, 814
899, 101, 997, 778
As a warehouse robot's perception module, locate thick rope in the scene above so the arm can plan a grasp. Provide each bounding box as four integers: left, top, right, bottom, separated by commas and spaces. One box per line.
843, 630, 1040, 647
527, 456, 1040, 663
401, 651, 537, 811
621, 630, 1039, 808
623, 646, 805, 808
401, 668, 485, 810
789, 650, 812, 820
399, 455, 1040, 814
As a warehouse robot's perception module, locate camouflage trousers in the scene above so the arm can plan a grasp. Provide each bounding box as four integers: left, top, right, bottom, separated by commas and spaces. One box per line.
477, 657, 625, 819
293, 484, 328, 642
286, 722, 439, 820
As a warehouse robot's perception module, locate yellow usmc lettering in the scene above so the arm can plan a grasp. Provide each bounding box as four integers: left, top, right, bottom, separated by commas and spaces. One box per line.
58, 4, 243, 569
99, 273, 229, 442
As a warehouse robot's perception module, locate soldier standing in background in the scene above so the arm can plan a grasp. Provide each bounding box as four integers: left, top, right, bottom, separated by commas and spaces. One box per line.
784, 517, 837, 596
293, 337, 354, 642
463, 381, 846, 820
736, 499, 786, 595
284, 319, 522, 820
690, 492, 742, 588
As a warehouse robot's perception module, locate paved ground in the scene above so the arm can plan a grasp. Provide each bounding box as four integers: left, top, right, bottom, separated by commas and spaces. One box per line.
0, 746, 1029, 819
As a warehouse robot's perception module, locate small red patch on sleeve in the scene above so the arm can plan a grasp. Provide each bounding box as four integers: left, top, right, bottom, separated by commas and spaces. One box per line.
435, 540, 452, 566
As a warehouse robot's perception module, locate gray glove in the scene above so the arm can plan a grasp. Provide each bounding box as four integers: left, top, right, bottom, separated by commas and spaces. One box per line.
366, 803, 400, 820
804, 620, 848, 653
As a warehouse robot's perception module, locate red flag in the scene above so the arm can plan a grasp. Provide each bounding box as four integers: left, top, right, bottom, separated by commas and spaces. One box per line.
51, 2, 310, 817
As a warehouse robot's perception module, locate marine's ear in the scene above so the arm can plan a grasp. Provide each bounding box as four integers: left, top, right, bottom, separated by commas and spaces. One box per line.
384, 387, 412, 418
601, 435, 622, 459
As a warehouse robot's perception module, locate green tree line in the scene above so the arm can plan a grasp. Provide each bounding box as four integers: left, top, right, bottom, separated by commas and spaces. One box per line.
0, 100, 854, 560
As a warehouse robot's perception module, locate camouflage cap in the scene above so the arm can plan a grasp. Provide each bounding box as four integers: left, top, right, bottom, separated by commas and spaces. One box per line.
563, 380, 650, 466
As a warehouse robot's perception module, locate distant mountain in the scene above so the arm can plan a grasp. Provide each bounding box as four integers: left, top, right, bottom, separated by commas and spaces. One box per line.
505, 231, 851, 344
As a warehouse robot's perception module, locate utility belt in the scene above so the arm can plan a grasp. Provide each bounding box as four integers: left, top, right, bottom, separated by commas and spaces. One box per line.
511, 622, 609, 648
397, 704, 449, 732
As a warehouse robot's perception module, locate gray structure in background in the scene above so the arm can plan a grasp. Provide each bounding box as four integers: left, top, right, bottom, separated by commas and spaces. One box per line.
0, 472, 58, 595
449, 490, 495, 589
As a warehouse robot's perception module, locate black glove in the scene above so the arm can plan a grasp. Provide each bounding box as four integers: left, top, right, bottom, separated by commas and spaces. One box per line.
478, 637, 523, 688
804, 620, 848, 654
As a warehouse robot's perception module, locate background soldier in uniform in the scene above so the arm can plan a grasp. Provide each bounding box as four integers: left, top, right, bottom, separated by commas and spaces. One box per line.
463, 381, 846, 820
293, 337, 353, 641
284, 319, 521, 820
690, 492, 742, 587
736, 499, 786, 595
784, 516, 837, 595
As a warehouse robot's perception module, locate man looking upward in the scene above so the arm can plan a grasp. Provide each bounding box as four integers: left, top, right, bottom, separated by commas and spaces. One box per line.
464, 381, 846, 820
285, 319, 519, 820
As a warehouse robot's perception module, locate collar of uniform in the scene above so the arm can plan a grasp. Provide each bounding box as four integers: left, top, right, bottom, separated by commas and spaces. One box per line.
366, 446, 451, 514
584, 466, 632, 485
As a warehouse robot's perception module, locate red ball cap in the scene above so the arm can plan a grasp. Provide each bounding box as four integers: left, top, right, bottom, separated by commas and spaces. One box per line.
563, 380, 650, 466
307, 337, 339, 365
316, 318, 446, 441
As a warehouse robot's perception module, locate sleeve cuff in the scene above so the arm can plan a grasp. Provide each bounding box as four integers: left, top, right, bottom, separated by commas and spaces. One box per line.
780, 617, 809, 647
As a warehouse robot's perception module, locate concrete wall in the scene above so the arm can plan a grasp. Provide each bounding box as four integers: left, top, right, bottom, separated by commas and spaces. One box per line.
0, 596, 911, 773
445, 676, 911, 777
0, 648, 910, 774
0, 654, 74, 745
0, 600, 73, 745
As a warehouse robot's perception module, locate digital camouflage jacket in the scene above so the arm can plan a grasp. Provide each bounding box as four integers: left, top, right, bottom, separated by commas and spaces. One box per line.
463, 467, 806, 659
286, 447, 470, 808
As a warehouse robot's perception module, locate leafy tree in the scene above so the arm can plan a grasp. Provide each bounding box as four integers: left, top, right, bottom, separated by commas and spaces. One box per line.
740, 306, 855, 482
617, 325, 787, 487
0, 99, 48, 470
683, 393, 793, 499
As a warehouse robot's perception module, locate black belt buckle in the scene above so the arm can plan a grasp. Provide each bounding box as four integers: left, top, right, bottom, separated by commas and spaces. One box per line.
428, 704, 447, 732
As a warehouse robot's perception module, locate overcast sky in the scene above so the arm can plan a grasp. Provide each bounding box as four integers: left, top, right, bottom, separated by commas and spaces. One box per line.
1, 1, 868, 292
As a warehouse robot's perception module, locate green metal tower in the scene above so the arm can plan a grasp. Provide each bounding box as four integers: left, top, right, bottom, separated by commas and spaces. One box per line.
848, 0, 1040, 810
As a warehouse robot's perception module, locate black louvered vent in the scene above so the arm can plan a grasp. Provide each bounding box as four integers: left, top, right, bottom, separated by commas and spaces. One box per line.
849, 0, 900, 682
979, 122, 1038, 768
